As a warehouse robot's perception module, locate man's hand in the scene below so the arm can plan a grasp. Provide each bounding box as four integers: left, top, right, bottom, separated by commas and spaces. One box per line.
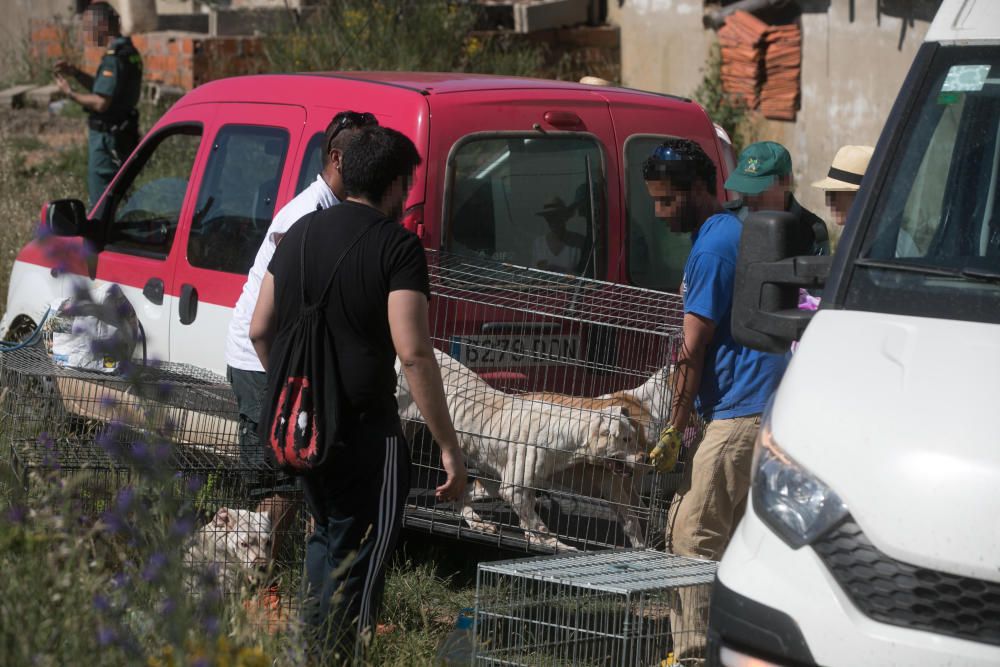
54, 60, 76, 77
435, 444, 467, 502
649, 425, 683, 473
54, 74, 72, 96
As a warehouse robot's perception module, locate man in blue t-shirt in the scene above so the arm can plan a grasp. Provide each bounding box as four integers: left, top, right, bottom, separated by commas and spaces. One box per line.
645, 137, 786, 554
643, 138, 786, 660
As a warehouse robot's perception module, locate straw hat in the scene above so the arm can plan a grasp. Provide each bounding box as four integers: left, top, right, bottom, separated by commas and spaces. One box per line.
812, 145, 875, 191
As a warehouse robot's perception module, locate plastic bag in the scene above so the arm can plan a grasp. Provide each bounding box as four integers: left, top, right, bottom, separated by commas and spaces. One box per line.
50, 283, 140, 374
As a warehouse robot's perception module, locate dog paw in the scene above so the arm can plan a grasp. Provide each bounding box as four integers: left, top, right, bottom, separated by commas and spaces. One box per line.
528, 533, 577, 552
463, 517, 499, 535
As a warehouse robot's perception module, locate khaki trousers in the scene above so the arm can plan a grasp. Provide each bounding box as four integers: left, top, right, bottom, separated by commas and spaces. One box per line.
666, 414, 762, 663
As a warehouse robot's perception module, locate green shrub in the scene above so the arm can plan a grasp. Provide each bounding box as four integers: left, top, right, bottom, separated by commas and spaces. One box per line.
693, 42, 755, 155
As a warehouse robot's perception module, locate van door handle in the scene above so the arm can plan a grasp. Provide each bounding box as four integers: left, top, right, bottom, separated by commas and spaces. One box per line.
179, 284, 198, 325
143, 277, 164, 305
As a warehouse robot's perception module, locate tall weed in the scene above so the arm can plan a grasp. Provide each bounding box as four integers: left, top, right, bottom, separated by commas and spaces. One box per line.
264, 0, 544, 77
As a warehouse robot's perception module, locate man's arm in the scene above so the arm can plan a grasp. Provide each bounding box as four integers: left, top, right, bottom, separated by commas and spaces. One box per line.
388, 289, 467, 502
54, 74, 111, 114
669, 312, 715, 434
55, 61, 95, 90
249, 271, 277, 370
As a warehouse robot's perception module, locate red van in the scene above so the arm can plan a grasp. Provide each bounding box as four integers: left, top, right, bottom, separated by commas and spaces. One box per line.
3, 72, 732, 376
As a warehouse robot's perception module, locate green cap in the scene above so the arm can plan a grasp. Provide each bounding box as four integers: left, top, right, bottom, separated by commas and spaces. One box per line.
724, 141, 792, 195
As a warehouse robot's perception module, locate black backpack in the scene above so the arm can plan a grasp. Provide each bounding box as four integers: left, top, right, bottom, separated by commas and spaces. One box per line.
261, 212, 376, 473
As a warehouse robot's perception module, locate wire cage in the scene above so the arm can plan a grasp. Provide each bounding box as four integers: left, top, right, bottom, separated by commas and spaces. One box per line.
401, 251, 696, 553
0, 344, 306, 632
474, 550, 718, 666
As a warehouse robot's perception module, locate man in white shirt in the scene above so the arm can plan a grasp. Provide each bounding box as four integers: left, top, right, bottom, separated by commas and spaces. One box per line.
224, 111, 378, 582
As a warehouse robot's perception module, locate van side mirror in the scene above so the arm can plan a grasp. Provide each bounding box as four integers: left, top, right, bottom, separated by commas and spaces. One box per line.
43, 199, 88, 237
732, 211, 832, 354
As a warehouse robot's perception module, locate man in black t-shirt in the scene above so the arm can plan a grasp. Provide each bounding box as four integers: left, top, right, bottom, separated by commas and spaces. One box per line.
249, 126, 467, 661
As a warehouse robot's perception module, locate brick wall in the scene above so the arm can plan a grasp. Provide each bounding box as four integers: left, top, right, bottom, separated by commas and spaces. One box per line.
29, 18, 76, 62
30, 18, 267, 91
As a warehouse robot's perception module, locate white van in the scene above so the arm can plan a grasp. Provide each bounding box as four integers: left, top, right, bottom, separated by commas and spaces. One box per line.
708, 1, 1000, 665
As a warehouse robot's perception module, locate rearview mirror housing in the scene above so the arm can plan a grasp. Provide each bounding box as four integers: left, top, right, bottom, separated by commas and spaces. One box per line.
733, 211, 832, 354
43, 199, 88, 237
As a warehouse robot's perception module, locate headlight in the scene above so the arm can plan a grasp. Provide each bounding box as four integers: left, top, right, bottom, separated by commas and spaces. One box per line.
751, 422, 848, 548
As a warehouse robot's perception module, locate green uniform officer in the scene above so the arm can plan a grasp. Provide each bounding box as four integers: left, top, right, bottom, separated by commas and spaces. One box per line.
55, 2, 142, 208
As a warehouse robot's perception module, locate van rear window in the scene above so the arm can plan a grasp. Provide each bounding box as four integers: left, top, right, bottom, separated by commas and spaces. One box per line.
446, 135, 605, 277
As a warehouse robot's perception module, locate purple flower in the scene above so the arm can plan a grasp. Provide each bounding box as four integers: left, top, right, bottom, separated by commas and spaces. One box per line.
5, 505, 27, 524
100, 510, 125, 535
111, 572, 130, 589
141, 552, 168, 583
152, 442, 171, 462
202, 616, 220, 635
171, 515, 195, 538
115, 487, 135, 513
99, 395, 118, 409
191, 658, 210, 667
159, 597, 176, 617
93, 594, 112, 613
130, 442, 149, 461
96, 427, 124, 457
97, 625, 117, 646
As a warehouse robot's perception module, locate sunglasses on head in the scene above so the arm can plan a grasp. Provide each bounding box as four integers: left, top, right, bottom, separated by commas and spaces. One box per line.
327, 111, 378, 152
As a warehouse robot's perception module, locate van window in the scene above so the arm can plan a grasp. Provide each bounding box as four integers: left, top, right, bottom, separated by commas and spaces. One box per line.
848, 47, 1000, 324
188, 125, 290, 274
624, 136, 693, 292
295, 132, 325, 196
108, 127, 201, 256
446, 135, 605, 277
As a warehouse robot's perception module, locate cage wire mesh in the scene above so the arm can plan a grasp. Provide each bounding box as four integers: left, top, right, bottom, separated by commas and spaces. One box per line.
400, 250, 697, 553
475, 550, 717, 666
0, 343, 306, 632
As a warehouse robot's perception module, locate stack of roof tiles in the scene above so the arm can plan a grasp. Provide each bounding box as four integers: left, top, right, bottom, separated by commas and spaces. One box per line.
718, 10, 801, 121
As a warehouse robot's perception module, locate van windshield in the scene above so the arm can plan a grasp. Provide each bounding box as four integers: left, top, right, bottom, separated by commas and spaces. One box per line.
846, 46, 1000, 324
445, 135, 604, 277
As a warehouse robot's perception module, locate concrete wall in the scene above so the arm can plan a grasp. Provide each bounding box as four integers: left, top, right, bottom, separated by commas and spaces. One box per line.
609, 0, 935, 216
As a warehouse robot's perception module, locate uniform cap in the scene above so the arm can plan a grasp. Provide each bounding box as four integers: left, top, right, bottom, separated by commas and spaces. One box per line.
724, 141, 792, 195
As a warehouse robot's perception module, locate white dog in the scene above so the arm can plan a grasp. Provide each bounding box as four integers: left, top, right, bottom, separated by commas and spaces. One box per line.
184, 507, 272, 595
397, 350, 642, 551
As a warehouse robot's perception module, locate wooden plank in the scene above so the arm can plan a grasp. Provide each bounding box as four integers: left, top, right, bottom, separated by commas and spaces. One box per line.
23, 84, 64, 108
0, 85, 39, 109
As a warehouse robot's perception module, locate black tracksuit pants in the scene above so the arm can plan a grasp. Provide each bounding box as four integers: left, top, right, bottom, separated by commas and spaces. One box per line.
299, 416, 410, 663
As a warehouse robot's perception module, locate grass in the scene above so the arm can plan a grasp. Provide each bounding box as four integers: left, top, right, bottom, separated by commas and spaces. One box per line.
0, 402, 490, 667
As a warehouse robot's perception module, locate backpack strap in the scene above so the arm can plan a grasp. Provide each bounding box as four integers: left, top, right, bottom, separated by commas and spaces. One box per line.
298, 212, 380, 309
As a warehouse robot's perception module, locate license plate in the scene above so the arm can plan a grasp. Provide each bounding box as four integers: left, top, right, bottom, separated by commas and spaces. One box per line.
450, 335, 579, 367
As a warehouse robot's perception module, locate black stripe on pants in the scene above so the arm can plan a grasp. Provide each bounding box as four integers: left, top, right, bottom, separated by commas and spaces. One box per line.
299, 421, 410, 663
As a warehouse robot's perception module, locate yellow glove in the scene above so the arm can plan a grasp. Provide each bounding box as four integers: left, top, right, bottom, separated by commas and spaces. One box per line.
649, 425, 682, 473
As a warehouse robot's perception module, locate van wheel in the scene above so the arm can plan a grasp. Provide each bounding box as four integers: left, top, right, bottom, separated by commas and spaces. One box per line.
4, 315, 39, 344
1, 316, 73, 456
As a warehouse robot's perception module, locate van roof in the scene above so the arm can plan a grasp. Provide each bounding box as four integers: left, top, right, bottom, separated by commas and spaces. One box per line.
178, 71, 692, 108
925, 0, 1000, 44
